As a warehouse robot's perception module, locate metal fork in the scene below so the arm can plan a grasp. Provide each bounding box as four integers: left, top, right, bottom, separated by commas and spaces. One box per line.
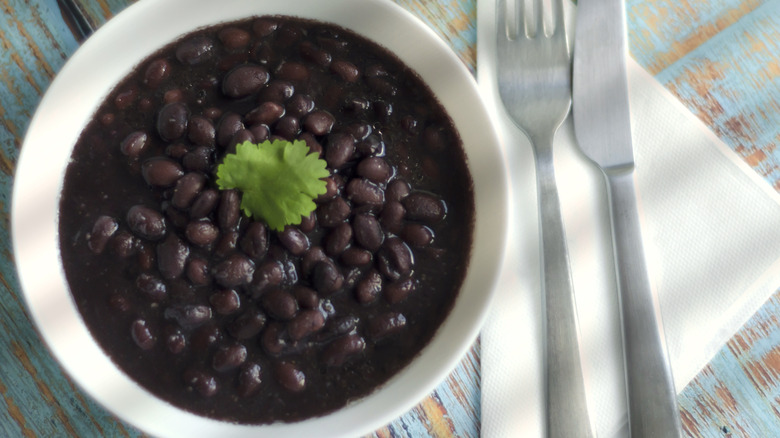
496, 0, 594, 436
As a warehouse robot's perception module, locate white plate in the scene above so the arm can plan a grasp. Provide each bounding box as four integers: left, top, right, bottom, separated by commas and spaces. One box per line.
12, 0, 508, 436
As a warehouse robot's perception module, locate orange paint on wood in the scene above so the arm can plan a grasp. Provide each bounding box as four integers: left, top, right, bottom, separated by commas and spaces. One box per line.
419, 396, 457, 437
0, 379, 36, 438
745, 149, 767, 167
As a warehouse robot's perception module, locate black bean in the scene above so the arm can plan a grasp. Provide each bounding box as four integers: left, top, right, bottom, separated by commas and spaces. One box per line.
246, 101, 285, 126
240, 221, 269, 259
111, 231, 138, 258
218, 26, 251, 49
373, 100, 393, 121
190, 189, 219, 219
176, 36, 214, 65
223, 64, 270, 98
344, 123, 372, 141
274, 115, 300, 140
250, 123, 270, 142
324, 315, 359, 339
163, 202, 189, 229
108, 294, 130, 313
183, 368, 218, 397
166, 142, 188, 159
172, 172, 206, 209
157, 234, 190, 279
126, 205, 166, 240
299, 210, 317, 233
324, 222, 352, 256
346, 178, 385, 207
278, 227, 310, 256
252, 18, 278, 36
227, 307, 266, 340
385, 276, 416, 304
377, 237, 413, 281
340, 247, 372, 266
352, 213, 384, 252
165, 304, 212, 329
386, 179, 411, 202
157, 102, 190, 141
258, 80, 294, 103
368, 312, 407, 340
237, 362, 263, 397
209, 289, 241, 315
217, 112, 244, 147
114, 88, 136, 109
214, 230, 239, 258
228, 129, 255, 151
141, 157, 184, 187
300, 247, 327, 278
131, 319, 155, 350
260, 322, 288, 356
190, 324, 223, 352
276, 61, 310, 82
401, 115, 420, 134
143, 58, 171, 89
316, 176, 340, 202
275, 361, 306, 392
87, 215, 118, 254
379, 202, 405, 235
403, 192, 446, 223
183, 145, 213, 172
367, 76, 397, 96
164, 326, 186, 354
213, 253, 255, 288
325, 133, 355, 169
356, 134, 385, 157
185, 219, 219, 247
248, 260, 284, 298
312, 260, 344, 296
286, 309, 324, 341
356, 157, 393, 184
261, 288, 298, 321
285, 94, 314, 117
186, 257, 211, 286
136, 273, 167, 302
119, 131, 149, 158
186, 115, 216, 147
343, 96, 370, 113
137, 243, 155, 270
303, 110, 335, 136
299, 40, 331, 66
355, 270, 382, 305
330, 60, 360, 82
163, 88, 184, 103
293, 285, 319, 309
316, 197, 351, 228
212, 343, 247, 372
218, 189, 241, 230
323, 334, 365, 367
401, 223, 434, 247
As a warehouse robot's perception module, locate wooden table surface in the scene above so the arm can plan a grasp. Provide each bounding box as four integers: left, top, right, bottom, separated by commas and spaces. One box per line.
2, 0, 780, 436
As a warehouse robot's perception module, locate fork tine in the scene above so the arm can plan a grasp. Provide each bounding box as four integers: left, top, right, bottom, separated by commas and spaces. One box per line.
533, 0, 544, 37
552, 0, 566, 36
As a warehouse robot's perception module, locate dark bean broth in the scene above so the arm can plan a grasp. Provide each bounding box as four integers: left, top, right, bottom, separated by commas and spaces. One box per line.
59, 16, 474, 423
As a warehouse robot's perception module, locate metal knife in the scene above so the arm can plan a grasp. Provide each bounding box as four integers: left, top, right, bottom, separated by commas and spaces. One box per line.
571, 0, 683, 436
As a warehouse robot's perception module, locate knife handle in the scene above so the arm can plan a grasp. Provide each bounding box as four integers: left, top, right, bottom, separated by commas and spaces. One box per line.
534, 137, 594, 438
605, 168, 682, 438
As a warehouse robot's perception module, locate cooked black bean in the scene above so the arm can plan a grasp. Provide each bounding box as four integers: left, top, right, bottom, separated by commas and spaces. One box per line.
87, 215, 118, 254
131, 319, 155, 350
237, 362, 263, 397
403, 192, 446, 223
356, 134, 385, 157
183, 368, 218, 397
212, 343, 247, 372
324, 315, 359, 339
190, 189, 219, 219
176, 36, 214, 65
292, 286, 319, 309
355, 270, 382, 305
386, 179, 411, 202
373, 100, 393, 121
261, 288, 298, 320
401, 115, 420, 134
316, 196, 351, 227
258, 80, 294, 103
172, 172, 206, 209
300, 246, 327, 277
323, 334, 365, 367
246, 101, 284, 126
252, 18, 278, 36
223, 64, 269, 98
164, 326, 186, 354
186, 257, 211, 286
137, 243, 155, 271
248, 260, 284, 298
126, 205, 166, 240
352, 213, 383, 252
260, 322, 287, 356
316, 176, 340, 202
184, 115, 215, 147
109, 294, 131, 313
228, 129, 255, 151
249, 123, 270, 142
278, 227, 310, 256
343, 96, 370, 113
135, 273, 167, 302
286, 309, 325, 341
401, 223, 434, 247
274, 115, 300, 140
276, 61, 310, 82
166, 142, 188, 159
340, 247, 372, 266
213, 231, 239, 258
325, 133, 355, 169
303, 110, 335, 136
185, 219, 219, 247
157, 234, 190, 279
183, 145, 213, 172
114, 88, 136, 109
209, 289, 241, 315
299, 210, 317, 233
213, 253, 255, 288
299, 41, 331, 66
119, 131, 149, 158
240, 221, 269, 259
377, 237, 413, 281
368, 312, 407, 341
163, 202, 189, 229
385, 276, 415, 304
157, 102, 189, 141
218, 189, 241, 230
163, 88, 184, 103
227, 307, 266, 340
217, 112, 244, 147
346, 178, 384, 207
111, 230, 138, 258
285, 94, 314, 118
324, 222, 352, 256
356, 157, 392, 184
141, 157, 184, 187
367, 76, 397, 97
218, 26, 251, 49
275, 361, 306, 392
330, 60, 360, 82
143, 58, 171, 89
165, 304, 212, 329
312, 260, 344, 296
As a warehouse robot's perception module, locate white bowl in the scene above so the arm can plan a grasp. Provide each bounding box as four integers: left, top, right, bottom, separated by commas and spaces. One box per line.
12, 0, 508, 436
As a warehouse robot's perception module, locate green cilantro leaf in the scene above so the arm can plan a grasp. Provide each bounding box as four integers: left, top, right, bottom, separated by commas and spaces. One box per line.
215, 139, 329, 231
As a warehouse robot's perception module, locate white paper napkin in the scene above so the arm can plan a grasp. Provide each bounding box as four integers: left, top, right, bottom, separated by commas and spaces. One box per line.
478, 1, 780, 436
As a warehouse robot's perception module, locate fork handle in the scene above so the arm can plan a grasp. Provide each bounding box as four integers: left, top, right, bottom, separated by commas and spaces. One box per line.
534, 137, 594, 438
605, 168, 682, 437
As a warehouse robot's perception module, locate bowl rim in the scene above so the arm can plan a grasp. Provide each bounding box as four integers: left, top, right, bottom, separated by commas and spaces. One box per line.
11, 0, 509, 436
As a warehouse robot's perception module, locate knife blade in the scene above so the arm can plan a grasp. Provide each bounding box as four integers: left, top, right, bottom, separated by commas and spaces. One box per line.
571, 1, 683, 436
